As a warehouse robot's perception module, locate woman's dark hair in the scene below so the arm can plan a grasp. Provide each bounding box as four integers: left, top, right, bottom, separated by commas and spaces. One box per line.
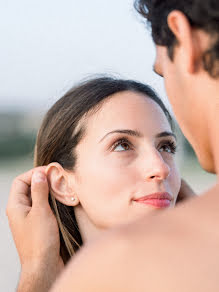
34, 76, 173, 264
134, 0, 219, 77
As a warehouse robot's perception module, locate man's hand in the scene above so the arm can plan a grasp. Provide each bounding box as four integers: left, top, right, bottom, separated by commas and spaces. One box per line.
6, 167, 64, 292
176, 178, 196, 204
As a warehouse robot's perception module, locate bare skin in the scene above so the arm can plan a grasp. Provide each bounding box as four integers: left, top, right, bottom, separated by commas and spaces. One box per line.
49, 10, 219, 292
7, 87, 195, 291
7, 169, 194, 292
6, 168, 64, 292
51, 185, 219, 292
8, 9, 214, 292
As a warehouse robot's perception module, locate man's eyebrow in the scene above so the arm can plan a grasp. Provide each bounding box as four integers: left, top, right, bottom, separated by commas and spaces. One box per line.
99, 129, 142, 143
156, 131, 177, 140
153, 65, 163, 78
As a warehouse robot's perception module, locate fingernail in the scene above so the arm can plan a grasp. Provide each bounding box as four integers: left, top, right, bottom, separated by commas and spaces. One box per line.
33, 171, 46, 183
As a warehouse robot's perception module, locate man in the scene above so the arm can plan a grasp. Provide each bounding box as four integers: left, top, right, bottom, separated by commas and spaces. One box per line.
7, 0, 219, 291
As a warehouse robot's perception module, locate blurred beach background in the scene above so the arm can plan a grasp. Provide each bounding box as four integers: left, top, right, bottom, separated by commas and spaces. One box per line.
0, 0, 216, 291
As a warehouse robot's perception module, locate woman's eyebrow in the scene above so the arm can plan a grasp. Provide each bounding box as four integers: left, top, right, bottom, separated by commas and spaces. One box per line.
99, 129, 142, 143
156, 131, 177, 140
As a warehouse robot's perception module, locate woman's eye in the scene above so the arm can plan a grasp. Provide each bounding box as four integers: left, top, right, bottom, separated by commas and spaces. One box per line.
159, 141, 177, 154
113, 140, 131, 152
159, 145, 171, 153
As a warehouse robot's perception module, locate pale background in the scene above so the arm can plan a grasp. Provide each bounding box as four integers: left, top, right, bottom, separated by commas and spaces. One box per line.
0, 0, 216, 291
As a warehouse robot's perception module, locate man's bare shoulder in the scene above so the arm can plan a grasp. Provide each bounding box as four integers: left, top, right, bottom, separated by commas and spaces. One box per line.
50, 183, 219, 292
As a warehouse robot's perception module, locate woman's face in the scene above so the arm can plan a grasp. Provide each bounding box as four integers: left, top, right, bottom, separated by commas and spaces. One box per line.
72, 91, 181, 229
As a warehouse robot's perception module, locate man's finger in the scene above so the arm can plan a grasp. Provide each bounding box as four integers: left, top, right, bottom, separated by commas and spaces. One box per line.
31, 170, 49, 208
177, 179, 196, 203
9, 166, 46, 199
7, 167, 47, 216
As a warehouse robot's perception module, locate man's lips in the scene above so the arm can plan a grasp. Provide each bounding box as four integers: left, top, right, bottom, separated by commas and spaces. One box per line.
133, 192, 172, 208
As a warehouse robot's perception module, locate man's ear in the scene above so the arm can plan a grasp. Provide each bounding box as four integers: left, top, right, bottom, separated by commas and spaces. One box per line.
46, 162, 79, 206
167, 10, 201, 74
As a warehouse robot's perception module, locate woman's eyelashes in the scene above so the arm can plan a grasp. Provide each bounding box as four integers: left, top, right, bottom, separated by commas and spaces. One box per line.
109, 137, 177, 154
111, 138, 133, 152
158, 140, 177, 154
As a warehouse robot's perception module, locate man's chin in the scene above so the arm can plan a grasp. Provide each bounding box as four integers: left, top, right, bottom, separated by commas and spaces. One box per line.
197, 151, 216, 174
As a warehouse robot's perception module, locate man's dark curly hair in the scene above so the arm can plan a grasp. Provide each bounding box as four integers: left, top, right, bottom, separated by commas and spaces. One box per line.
134, 0, 219, 78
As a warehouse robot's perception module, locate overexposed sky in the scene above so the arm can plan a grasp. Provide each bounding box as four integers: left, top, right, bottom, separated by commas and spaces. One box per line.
0, 0, 168, 112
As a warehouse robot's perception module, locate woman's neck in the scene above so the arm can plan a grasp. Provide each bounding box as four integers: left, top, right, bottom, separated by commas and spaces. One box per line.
74, 206, 104, 244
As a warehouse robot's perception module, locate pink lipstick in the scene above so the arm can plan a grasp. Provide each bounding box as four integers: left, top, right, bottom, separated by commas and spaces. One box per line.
134, 192, 172, 208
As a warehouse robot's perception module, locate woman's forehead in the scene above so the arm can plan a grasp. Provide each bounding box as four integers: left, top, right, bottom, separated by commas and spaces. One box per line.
81, 91, 171, 140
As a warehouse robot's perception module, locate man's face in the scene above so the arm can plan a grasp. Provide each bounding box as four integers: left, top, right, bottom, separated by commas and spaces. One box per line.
154, 45, 214, 172
153, 45, 192, 139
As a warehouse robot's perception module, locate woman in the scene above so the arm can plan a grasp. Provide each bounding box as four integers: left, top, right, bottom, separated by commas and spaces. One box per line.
33, 76, 181, 264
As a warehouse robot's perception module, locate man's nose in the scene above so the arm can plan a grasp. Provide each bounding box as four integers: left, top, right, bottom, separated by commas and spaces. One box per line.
143, 151, 170, 182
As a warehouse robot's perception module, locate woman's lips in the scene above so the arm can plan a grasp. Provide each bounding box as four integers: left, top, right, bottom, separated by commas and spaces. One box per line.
133, 192, 172, 208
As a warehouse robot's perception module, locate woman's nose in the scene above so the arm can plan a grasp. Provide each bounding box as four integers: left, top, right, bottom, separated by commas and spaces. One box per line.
144, 151, 170, 182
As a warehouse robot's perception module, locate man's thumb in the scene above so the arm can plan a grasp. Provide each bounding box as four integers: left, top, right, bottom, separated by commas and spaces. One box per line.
31, 170, 49, 207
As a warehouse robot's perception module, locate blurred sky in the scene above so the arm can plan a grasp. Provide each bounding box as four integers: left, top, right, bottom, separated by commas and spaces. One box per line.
0, 0, 168, 112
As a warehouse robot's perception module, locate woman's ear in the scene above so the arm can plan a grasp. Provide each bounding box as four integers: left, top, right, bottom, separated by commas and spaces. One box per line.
46, 162, 79, 207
